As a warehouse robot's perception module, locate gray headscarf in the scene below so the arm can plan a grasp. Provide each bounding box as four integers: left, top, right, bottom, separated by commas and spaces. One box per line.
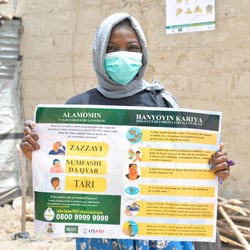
93, 13, 150, 99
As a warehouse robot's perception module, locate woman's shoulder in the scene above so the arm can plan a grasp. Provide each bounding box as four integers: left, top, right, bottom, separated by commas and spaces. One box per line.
65, 88, 100, 104
145, 80, 179, 108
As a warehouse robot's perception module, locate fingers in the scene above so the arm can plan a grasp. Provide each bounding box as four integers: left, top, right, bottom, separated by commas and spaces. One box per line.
210, 148, 228, 164
22, 133, 40, 148
209, 154, 229, 172
24, 120, 36, 129
20, 135, 40, 160
23, 126, 39, 140
20, 120, 40, 160
20, 141, 35, 161
209, 142, 230, 181
219, 142, 224, 151
211, 161, 229, 174
215, 168, 230, 182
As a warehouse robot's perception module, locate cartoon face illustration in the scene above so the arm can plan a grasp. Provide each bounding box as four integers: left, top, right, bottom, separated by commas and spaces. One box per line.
49, 141, 66, 155
126, 164, 140, 180
51, 177, 60, 190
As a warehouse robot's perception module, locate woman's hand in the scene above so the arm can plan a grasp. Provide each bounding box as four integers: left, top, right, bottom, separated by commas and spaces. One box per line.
20, 120, 40, 160
209, 143, 232, 182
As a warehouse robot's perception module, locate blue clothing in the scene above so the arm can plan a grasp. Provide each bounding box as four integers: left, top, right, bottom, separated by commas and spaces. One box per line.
68, 88, 191, 250
48, 146, 66, 155
75, 238, 194, 250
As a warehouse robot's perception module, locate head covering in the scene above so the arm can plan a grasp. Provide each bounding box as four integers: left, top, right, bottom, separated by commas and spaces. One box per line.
53, 159, 60, 164
93, 13, 150, 99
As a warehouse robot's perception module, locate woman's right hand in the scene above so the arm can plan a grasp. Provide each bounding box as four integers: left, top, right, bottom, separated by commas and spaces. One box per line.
20, 120, 40, 160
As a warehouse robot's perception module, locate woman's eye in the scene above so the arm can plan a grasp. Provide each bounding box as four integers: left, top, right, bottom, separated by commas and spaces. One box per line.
106, 46, 117, 53
127, 46, 141, 52
106, 45, 141, 53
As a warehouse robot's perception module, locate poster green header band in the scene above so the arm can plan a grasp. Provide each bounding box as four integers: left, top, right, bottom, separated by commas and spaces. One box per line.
35, 106, 220, 131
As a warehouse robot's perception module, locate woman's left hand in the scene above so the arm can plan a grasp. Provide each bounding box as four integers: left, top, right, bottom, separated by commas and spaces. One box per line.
209, 143, 231, 182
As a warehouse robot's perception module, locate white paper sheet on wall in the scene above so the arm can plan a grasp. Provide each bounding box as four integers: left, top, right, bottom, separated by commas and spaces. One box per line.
166, 0, 215, 34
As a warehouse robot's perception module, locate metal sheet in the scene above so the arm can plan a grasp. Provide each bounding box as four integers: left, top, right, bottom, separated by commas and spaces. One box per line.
0, 18, 24, 205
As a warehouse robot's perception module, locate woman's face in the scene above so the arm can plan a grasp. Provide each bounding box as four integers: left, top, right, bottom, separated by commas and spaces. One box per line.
106, 23, 141, 53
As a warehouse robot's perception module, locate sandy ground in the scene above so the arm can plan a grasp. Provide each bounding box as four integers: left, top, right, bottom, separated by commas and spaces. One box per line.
0, 202, 76, 250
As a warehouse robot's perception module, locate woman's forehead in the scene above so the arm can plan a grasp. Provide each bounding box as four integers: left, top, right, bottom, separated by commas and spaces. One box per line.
109, 25, 139, 43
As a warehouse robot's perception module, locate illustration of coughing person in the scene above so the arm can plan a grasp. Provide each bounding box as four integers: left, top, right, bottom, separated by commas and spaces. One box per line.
133, 150, 142, 162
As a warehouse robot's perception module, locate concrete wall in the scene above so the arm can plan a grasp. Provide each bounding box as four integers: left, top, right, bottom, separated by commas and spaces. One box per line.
2, 0, 249, 199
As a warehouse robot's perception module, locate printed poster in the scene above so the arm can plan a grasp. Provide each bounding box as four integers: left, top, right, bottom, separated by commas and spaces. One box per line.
32, 105, 221, 242
166, 0, 215, 34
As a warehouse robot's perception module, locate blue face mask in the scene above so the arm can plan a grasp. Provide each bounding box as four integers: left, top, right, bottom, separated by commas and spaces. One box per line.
104, 51, 142, 85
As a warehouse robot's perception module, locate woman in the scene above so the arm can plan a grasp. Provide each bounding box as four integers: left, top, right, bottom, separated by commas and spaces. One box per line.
21, 13, 231, 250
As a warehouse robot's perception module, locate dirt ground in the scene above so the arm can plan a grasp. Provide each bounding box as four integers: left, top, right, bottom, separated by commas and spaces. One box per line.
0, 201, 76, 250
0, 198, 240, 250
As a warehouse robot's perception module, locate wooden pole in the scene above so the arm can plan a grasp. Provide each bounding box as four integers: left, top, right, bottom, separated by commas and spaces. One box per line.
220, 235, 244, 248
17, 145, 27, 233
219, 206, 250, 249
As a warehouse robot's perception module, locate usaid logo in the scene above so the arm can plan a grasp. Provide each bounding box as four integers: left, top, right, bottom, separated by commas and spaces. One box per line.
82, 228, 105, 234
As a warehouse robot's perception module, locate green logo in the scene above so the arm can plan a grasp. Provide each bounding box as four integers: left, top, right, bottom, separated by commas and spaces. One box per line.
65, 225, 78, 234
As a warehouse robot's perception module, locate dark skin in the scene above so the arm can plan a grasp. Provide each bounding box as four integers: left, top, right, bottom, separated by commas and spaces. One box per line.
20, 22, 231, 182
106, 21, 141, 53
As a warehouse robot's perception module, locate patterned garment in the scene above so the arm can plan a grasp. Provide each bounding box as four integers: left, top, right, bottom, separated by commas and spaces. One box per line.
75, 238, 194, 250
